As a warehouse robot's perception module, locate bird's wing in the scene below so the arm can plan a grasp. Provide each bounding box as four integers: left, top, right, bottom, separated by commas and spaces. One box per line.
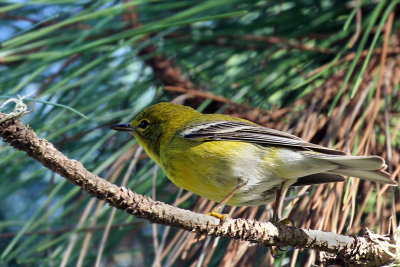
180, 120, 345, 155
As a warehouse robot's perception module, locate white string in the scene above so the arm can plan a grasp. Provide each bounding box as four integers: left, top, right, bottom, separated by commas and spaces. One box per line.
0, 94, 32, 124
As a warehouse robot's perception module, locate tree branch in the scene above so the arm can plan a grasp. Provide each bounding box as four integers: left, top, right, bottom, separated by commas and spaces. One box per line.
0, 114, 396, 266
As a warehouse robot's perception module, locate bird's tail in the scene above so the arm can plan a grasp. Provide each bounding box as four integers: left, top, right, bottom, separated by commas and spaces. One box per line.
302, 152, 397, 185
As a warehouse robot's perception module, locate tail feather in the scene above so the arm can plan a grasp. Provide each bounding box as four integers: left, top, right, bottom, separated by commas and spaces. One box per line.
302, 152, 386, 170
322, 155, 386, 171
329, 169, 396, 185
301, 152, 397, 186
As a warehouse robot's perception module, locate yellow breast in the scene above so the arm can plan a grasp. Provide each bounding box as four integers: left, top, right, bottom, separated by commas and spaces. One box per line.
159, 140, 252, 203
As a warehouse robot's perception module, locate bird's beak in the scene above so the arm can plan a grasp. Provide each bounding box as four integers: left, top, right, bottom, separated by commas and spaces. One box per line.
110, 123, 135, 132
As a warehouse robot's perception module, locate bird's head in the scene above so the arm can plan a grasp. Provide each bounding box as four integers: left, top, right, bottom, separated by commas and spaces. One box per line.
111, 102, 200, 162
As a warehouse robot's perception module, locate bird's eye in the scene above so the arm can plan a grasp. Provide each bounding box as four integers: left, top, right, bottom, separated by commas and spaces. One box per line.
139, 120, 149, 129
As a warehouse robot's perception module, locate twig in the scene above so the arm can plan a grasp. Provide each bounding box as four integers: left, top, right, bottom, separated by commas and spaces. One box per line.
307, 46, 400, 78
242, 34, 335, 54
348, 0, 362, 49
164, 86, 268, 115
0, 221, 143, 239
95, 146, 143, 267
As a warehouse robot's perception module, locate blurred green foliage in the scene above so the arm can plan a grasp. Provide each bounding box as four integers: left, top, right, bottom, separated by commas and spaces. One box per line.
0, 0, 398, 266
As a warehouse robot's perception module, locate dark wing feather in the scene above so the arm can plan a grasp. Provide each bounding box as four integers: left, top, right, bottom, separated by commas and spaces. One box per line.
291, 173, 345, 186
180, 121, 345, 155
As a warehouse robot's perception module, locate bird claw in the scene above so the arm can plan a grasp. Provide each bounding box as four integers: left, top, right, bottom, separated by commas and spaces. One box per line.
277, 218, 294, 227
270, 218, 293, 257
207, 210, 229, 221
270, 246, 286, 258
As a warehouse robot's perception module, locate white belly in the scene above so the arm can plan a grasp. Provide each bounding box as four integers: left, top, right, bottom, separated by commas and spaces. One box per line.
226, 147, 333, 206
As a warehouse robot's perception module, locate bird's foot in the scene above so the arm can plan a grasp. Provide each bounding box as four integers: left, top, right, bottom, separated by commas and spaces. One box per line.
207, 210, 229, 221
276, 218, 294, 226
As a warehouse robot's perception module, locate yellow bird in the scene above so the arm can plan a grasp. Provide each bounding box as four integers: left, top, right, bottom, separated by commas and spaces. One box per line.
111, 102, 397, 219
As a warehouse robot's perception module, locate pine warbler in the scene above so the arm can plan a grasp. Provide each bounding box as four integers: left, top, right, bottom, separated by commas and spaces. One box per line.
111, 102, 397, 217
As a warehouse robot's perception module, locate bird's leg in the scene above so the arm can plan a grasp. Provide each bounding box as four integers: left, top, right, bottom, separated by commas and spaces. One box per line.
271, 186, 293, 257
272, 185, 292, 224
207, 180, 247, 221
272, 188, 282, 222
